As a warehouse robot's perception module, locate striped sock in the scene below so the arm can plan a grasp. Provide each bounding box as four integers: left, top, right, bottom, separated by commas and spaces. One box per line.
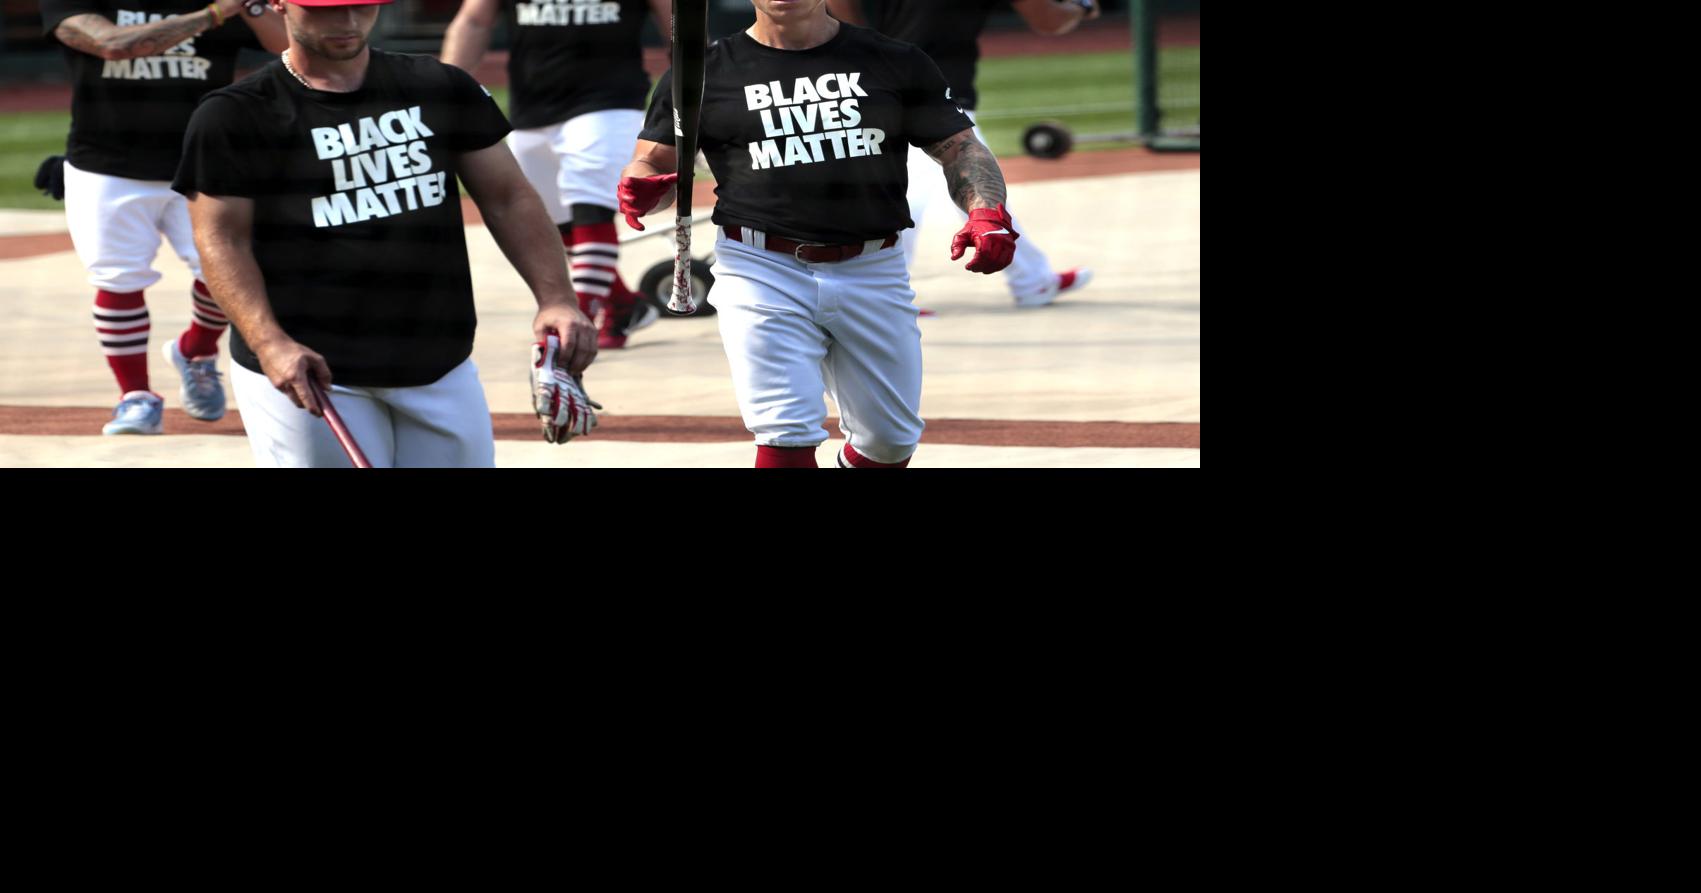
566, 222, 633, 317
839, 443, 912, 469
177, 280, 228, 359
93, 289, 149, 395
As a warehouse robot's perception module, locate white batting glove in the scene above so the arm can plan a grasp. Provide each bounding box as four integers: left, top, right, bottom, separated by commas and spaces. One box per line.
531, 334, 601, 443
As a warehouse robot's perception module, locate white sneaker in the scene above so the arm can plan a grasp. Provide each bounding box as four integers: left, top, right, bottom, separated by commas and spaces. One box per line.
162, 338, 226, 421
102, 391, 164, 435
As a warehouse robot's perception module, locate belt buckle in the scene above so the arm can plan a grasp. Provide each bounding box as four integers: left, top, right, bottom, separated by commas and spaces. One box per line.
792, 240, 828, 262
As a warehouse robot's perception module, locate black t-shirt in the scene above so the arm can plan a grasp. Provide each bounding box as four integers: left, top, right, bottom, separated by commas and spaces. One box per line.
507, 0, 652, 129
172, 50, 512, 389
639, 24, 972, 244
872, 0, 1005, 110
42, 0, 261, 180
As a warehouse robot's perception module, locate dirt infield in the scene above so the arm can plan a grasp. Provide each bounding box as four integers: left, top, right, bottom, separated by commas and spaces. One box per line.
0, 405, 1197, 449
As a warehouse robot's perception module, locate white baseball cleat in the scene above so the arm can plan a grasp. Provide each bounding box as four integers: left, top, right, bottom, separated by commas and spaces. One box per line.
1014, 267, 1093, 307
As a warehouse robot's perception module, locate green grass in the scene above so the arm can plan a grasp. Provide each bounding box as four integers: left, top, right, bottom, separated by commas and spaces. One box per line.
975, 47, 1200, 156
0, 47, 1197, 210
0, 111, 71, 210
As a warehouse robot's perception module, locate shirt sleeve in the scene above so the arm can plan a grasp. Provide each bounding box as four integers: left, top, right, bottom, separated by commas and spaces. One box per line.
40, 0, 105, 40
901, 45, 975, 148
172, 93, 270, 198
442, 63, 512, 152
637, 68, 677, 146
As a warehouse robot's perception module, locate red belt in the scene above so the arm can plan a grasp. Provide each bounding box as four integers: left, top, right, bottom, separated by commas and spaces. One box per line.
722, 226, 899, 263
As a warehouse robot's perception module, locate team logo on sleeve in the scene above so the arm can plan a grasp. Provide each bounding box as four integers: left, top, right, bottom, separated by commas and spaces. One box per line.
100, 10, 211, 80
516, 0, 622, 26
308, 107, 450, 228
744, 73, 885, 170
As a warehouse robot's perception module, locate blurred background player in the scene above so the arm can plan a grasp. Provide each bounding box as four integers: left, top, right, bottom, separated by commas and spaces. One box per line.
41, 0, 287, 434
442, 0, 671, 348
827, 0, 1096, 307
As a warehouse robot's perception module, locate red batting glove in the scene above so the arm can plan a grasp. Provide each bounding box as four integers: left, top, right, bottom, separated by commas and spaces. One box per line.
617, 172, 679, 231
950, 203, 1020, 274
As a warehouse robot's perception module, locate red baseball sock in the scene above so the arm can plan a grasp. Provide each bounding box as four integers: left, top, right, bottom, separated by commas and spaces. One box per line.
93, 289, 149, 395
177, 280, 228, 359
839, 443, 912, 469
567, 221, 635, 314
559, 230, 598, 316
756, 445, 819, 468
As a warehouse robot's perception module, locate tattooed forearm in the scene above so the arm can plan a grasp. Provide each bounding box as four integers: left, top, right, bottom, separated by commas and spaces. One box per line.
936, 136, 1008, 213
55, 10, 218, 62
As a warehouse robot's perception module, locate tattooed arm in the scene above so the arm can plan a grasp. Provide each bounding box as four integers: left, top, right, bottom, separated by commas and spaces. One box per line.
923, 127, 1009, 214
53, 3, 245, 61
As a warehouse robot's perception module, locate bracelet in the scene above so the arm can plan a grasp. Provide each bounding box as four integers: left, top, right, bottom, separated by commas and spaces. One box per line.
206, 3, 224, 26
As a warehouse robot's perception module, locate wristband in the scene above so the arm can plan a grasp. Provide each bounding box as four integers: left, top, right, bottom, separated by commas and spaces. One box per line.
205, 3, 224, 26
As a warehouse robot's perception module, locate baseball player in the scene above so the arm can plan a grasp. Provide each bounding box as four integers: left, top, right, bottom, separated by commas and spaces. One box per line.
441, 0, 672, 349
42, 0, 288, 435
827, 0, 1096, 307
172, 0, 599, 468
619, 0, 1018, 468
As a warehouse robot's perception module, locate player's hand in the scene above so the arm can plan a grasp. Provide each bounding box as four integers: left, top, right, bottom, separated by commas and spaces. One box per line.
532, 334, 601, 444
254, 337, 333, 417
532, 301, 597, 375
950, 203, 1020, 274
1081, 0, 1102, 21
618, 172, 679, 231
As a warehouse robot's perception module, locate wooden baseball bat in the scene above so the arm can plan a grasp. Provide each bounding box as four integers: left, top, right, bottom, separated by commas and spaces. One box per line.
307, 378, 372, 469
668, 0, 707, 314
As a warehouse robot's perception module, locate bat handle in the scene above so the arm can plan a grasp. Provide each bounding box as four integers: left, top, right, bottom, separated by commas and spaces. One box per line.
668, 214, 697, 314
307, 378, 373, 468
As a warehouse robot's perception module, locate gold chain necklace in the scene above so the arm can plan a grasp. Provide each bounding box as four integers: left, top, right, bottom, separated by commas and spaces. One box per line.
280, 49, 312, 89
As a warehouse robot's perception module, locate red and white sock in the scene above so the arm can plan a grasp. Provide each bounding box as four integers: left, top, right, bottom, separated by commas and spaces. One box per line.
756, 445, 819, 468
177, 279, 228, 359
93, 289, 149, 395
838, 443, 912, 469
565, 222, 636, 316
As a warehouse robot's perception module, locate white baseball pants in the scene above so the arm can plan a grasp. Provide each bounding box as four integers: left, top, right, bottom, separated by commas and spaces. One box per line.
507, 108, 646, 222
230, 357, 496, 468
901, 112, 1057, 301
711, 231, 924, 464
62, 160, 202, 293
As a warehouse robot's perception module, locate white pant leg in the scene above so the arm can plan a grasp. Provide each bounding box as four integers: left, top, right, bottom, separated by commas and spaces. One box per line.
377, 358, 496, 468
157, 190, 203, 282
816, 246, 925, 463
712, 234, 833, 447
554, 108, 646, 211
62, 162, 175, 293
508, 126, 569, 225
900, 114, 1058, 300
231, 362, 398, 468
